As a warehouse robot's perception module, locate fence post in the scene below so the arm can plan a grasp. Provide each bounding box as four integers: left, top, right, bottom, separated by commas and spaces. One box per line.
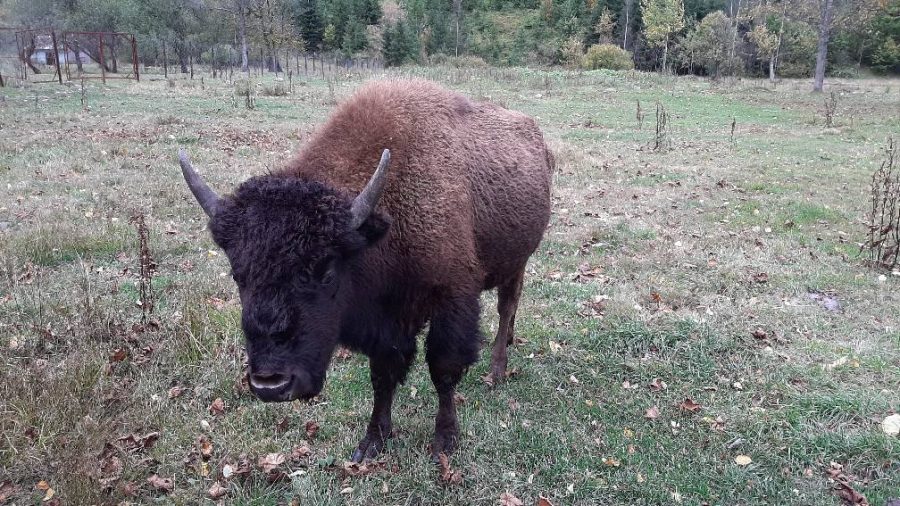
132, 34, 140, 81
50, 29, 62, 84
98, 33, 106, 84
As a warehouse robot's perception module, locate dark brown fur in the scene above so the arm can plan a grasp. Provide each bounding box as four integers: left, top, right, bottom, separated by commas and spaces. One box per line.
204, 79, 552, 461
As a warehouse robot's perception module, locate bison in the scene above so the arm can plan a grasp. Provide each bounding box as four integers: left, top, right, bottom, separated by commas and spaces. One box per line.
179, 79, 552, 461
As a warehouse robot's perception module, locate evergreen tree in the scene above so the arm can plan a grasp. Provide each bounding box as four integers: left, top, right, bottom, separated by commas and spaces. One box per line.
295, 0, 324, 51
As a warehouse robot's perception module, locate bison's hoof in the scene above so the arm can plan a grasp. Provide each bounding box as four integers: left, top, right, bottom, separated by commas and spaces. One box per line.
430, 432, 459, 462
351, 435, 387, 463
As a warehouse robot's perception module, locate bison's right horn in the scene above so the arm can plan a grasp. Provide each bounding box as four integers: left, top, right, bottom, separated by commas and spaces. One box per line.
350, 149, 391, 229
179, 149, 221, 218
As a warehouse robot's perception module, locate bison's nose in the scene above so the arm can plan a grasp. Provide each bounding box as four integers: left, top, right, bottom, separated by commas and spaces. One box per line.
249, 371, 292, 393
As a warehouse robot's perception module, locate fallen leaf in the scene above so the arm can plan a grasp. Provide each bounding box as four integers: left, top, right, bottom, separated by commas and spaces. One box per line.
305, 420, 320, 438
645, 406, 660, 420
41, 487, 54, 502
438, 453, 463, 485
197, 435, 213, 460
882, 413, 900, 436
499, 492, 524, 506
340, 487, 354, 495
208, 481, 228, 499
110, 348, 127, 362
168, 386, 184, 399
233, 454, 253, 478
734, 455, 752, 466
120, 481, 139, 497
649, 378, 667, 392
679, 398, 701, 413
341, 460, 386, 477
117, 431, 160, 452
335, 347, 352, 360
602, 456, 621, 467
209, 398, 225, 416
453, 392, 467, 405
0, 481, 17, 503
834, 481, 869, 506
258, 453, 286, 473
537, 496, 554, 506
752, 272, 769, 283
275, 417, 289, 433
36, 481, 50, 491
147, 474, 174, 493
291, 445, 312, 460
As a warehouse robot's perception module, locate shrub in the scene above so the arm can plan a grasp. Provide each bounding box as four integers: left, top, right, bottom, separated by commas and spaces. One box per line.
581, 44, 634, 71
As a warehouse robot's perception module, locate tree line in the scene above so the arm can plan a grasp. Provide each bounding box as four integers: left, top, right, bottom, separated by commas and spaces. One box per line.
3, 0, 898, 84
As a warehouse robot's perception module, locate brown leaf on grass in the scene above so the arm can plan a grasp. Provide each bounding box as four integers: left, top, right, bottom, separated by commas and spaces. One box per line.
335, 346, 352, 360
117, 431, 160, 452
120, 481, 139, 497
453, 392, 467, 405
834, 482, 869, 506
649, 378, 667, 392
341, 460, 386, 478
752, 328, 768, 340
305, 420, 320, 438
752, 272, 769, 283
232, 454, 253, 478
197, 435, 213, 460
110, 348, 127, 362
645, 406, 660, 419
36, 481, 50, 491
208, 481, 228, 499
209, 398, 225, 416
572, 262, 604, 282
98, 451, 124, 489
167, 386, 184, 399
537, 497, 555, 506
258, 453, 286, 473
498, 492, 524, 506
649, 292, 662, 303
482, 373, 495, 387
291, 445, 311, 460
147, 474, 173, 493
679, 398, 701, 413
438, 453, 463, 485
275, 417, 289, 433
0, 481, 17, 503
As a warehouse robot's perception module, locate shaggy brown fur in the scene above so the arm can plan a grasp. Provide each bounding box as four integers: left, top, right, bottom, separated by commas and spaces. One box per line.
193, 79, 552, 462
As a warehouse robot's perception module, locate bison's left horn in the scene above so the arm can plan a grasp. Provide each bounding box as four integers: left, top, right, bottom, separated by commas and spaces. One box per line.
350, 149, 391, 229
179, 149, 221, 218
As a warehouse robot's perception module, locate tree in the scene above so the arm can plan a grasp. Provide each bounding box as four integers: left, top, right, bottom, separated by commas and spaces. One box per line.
747, 24, 779, 80
641, 0, 685, 71
594, 7, 616, 44
680, 10, 736, 77
382, 20, 417, 66
295, 0, 324, 50
812, 0, 834, 91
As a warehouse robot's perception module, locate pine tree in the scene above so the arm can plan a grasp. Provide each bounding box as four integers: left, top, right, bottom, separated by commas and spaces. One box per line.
295, 0, 324, 51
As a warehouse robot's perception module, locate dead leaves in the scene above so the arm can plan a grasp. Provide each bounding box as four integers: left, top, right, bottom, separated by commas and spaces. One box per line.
0, 481, 16, 503
305, 420, 320, 439
826, 462, 869, 506
117, 431, 160, 452
734, 455, 752, 466
340, 460, 386, 478
648, 378, 667, 392
679, 398, 702, 413
147, 474, 173, 493
258, 453, 286, 474
209, 397, 226, 416
207, 481, 228, 499
498, 492, 524, 506
644, 406, 660, 420
537, 497, 555, 506
167, 385, 185, 399
881, 413, 900, 436
437, 453, 463, 485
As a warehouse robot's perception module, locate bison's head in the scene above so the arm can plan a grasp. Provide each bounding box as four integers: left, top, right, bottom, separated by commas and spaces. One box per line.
178, 150, 391, 402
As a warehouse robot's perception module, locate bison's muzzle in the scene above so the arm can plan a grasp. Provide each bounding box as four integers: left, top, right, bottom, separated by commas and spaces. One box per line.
249, 368, 319, 402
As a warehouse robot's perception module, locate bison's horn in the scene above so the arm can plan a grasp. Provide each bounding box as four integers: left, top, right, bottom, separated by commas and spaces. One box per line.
178, 149, 221, 218
350, 149, 391, 229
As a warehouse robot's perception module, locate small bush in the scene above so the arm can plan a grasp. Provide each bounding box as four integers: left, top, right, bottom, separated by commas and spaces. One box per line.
581, 44, 634, 71
261, 81, 288, 97
234, 78, 252, 96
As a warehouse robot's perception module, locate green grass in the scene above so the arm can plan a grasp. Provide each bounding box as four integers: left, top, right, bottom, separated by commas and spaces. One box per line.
0, 68, 898, 505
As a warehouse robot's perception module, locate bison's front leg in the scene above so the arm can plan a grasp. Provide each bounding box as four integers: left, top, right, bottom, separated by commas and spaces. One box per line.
351, 349, 414, 462
426, 295, 482, 460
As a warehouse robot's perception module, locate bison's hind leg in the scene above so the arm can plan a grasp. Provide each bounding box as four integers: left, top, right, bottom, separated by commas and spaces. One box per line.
489, 266, 525, 385
425, 294, 483, 460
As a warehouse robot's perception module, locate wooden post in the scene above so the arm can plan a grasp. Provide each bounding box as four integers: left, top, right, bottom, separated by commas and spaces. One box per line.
162, 41, 168, 78
189, 44, 194, 79
98, 33, 106, 84
132, 34, 140, 81
50, 29, 62, 84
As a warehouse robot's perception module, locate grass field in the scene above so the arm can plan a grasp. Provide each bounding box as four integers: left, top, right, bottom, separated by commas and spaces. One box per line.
1, 67, 899, 505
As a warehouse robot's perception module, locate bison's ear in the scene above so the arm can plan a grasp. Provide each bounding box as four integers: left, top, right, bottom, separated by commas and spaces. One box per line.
355, 211, 391, 246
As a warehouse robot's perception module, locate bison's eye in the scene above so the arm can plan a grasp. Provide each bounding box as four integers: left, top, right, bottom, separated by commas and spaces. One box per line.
313, 256, 337, 287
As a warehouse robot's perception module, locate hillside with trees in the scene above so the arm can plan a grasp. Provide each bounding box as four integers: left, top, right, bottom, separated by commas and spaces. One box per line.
2, 0, 898, 80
